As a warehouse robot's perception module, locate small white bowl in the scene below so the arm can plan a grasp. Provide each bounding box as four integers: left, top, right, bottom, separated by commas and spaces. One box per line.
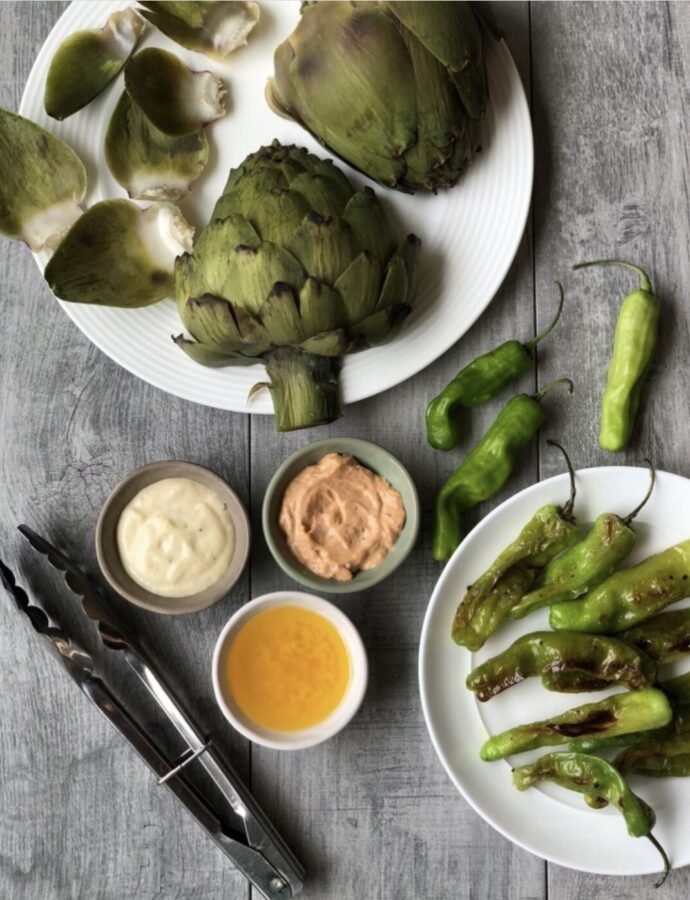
212, 591, 368, 750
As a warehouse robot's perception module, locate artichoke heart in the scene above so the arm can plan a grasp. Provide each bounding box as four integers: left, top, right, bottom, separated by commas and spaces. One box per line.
45, 199, 194, 308
45, 8, 146, 120
267, 0, 495, 193
125, 47, 226, 136
174, 141, 420, 431
138, 1, 260, 59
0, 107, 86, 250
106, 91, 209, 201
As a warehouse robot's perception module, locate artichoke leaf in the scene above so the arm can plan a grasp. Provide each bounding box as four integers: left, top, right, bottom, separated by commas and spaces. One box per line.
259, 283, 304, 345
287, 213, 358, 285
181, 292, 243, 350
192, 216, 260, 300
138, 1, 260, 60
125, 47, 226, 136
334, 251, 382, 326
45, 8, 146, 120
376, 255, 408, 312
173, 334, 261, 367
298, 277, 347, 337
244, 189, 311, 247
106, 91, 209, 201
223, 242, 304, 316
300, 329, 348, 357
342, 188, 397, 262
289, 172, 351, 218
0, 107, 86, 250
350, 304, 411, 346
175, 253, 210, 316
45, 200, 193, 307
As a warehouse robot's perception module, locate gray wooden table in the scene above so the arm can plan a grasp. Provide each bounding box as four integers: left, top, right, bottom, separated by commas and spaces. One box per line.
1, 2, 689, 898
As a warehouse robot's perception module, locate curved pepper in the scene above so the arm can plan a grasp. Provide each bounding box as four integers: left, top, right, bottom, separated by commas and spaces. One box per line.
465, 631, 656, 702
616, 730, 690, 778
512, 752, 669, 886
573, 259, 659, 453
433, 379, 574, 561
452, 443, 579, 649
426, 284, 565, 451
549, 539, 690, 633
622, 606, 690, 661
511, 460, 655, 619
572, 697, 690, 755
480, 687, 671, 761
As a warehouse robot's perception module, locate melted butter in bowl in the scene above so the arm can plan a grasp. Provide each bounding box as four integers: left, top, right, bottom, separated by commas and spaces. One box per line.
117, 478, 236, 598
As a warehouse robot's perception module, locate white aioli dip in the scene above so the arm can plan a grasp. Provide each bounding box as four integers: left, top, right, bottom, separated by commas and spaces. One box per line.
116, 477, 235, 597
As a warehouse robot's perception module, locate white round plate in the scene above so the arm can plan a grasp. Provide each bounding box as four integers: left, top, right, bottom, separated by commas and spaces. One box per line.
19, 1, 533, 415
419, 467, 690, 877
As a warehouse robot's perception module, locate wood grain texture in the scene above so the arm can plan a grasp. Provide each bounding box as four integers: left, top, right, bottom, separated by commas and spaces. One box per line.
0, 1, 689, 899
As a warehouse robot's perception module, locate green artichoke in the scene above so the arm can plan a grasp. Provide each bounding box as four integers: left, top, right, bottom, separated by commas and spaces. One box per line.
174, 141, 420, 431
267, 1, 496, 193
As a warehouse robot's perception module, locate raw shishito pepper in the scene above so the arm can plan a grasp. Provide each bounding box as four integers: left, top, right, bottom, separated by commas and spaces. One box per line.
426, 283, 565, 451
573, 259, 659, 453
465, 631, 656, 702
433, 379, 574, 561
452, 441, 579, 650
512, 752, 670, 886
479, 687, 671, 761
511, 459, 655, 619
622, 607, 690, 661
549, 539, 690, 633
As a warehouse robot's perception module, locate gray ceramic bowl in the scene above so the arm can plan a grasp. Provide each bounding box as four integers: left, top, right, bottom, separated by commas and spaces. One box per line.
262, 438, 419, 594
96, 460, 250, 615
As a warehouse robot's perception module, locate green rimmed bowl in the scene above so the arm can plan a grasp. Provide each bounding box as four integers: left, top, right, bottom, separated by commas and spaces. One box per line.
262, 438, 419, 594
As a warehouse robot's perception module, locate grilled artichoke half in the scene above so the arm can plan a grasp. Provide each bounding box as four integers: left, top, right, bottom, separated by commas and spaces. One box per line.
174, 141, 420, 431
267, 1, 496, 193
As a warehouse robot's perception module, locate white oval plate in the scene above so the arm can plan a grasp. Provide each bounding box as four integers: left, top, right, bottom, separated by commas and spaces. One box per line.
419, 466, 690, 877
19, 1, 533, 415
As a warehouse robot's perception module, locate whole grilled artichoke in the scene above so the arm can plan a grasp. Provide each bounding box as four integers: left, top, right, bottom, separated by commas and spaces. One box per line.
174, 141, 420, 431
267, 1, 496, 193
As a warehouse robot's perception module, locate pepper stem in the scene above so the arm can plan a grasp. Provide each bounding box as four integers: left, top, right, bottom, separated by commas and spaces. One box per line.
526, 282, 565, 351
572, 259, 653, 293
622, 459, 656, 525
648, 833, 670, 888
547, 439, 577, 520
535, 378, 574, 403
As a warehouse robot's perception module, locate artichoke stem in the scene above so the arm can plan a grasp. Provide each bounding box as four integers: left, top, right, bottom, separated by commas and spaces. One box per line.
263, 348, 340, 431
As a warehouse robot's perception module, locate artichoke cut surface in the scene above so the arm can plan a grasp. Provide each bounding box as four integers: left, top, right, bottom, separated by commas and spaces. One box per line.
106, 91, 209, 201
138, 1, 260, 59
46, 200, 193, 308
267, 0, 494, 193
175, 141, 420, 431
125, 47, 227, 137
45, 8, 146, 120
0, 107, 87, 250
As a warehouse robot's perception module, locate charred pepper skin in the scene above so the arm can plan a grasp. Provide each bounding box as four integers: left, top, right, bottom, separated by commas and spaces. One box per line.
511, 461, 655, 619
480, 688, 671, 761
452, 494, 579, 649
512, 752, 670, 886
549, 539, 690, 633
426, 284, 565, 451
622, 607, 690, 662
616, 730, 690, 778
465, 631, 657, 702
573, 259, 659, 453
433, 379, 573, 561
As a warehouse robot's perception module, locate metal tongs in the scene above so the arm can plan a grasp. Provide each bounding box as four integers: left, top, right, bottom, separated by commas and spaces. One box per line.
0, 525, 304, 900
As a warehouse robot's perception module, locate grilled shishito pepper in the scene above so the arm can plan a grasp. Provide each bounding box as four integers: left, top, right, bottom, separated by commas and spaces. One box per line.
573, 259, 659, 453
452, 442, 579, 650
512, 752, 670, 886
433, 379, 574, 561
426, 284, 565, 451
549, 539, 690, 633
616, 729, 690, 778
622, 607, 690, 661
480, 688, 671, 761
511, 460, 655, 619
466, 631, 656, 702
